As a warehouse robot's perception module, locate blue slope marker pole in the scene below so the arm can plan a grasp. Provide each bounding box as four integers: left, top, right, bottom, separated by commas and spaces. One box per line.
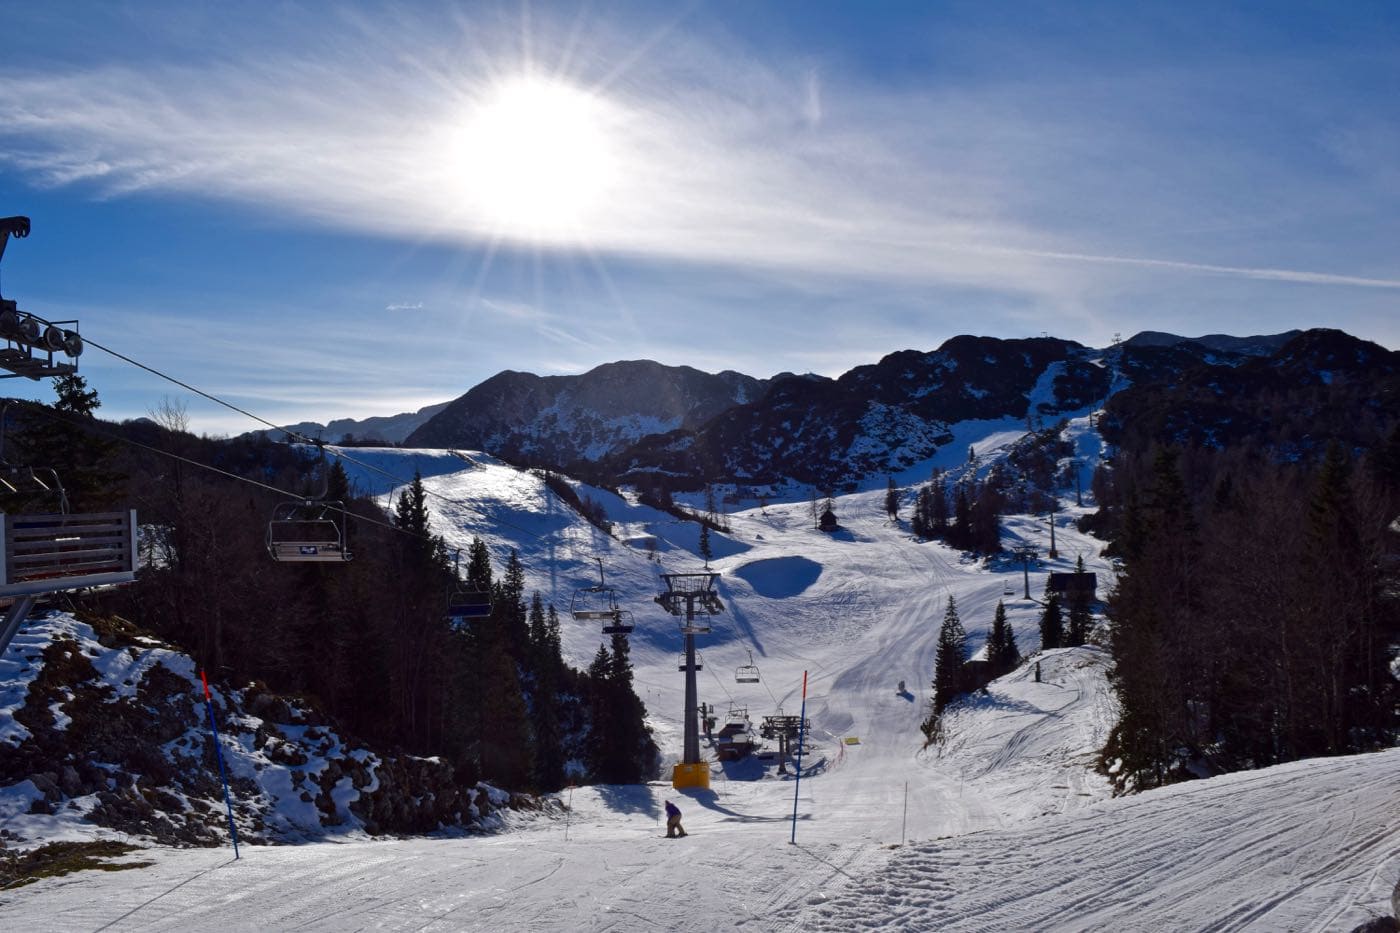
790, 670, 808, 845
201, 670, 240, 859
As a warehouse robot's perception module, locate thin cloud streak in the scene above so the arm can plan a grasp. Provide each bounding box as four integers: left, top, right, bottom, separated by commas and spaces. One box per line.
1, 8, 1393, 310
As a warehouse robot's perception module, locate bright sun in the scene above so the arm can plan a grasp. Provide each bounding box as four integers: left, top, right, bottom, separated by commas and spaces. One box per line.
455, 77, 619, 236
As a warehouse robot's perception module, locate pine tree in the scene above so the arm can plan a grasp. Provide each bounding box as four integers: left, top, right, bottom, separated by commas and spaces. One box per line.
987, 600, 1020, 675
21, 373, 121, 509
931, 596, 968, 715
586, 643, 617, 780
1039, 591, 1064, 650
394, 470, 445, 568
498, 549, 529, 661
698, 522, 713, 567
527, 592, 566, 790
885, 476, 899, 522
466, 536, 493, 593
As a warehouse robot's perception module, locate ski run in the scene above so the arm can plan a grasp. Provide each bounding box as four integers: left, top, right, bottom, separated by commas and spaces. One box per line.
3, 411, 1399, 930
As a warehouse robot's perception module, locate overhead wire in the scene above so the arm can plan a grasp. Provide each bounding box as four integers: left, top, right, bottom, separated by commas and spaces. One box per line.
79, 334, 567, 559
10, 399, 417, 543
64, 334, 736, 629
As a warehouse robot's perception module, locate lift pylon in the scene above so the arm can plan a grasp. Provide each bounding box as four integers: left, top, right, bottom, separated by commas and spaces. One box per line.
655, 571, 725, 789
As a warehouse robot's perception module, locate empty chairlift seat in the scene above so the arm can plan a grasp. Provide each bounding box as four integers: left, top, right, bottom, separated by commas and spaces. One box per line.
0, 510, 137, 596
446, 589, 493, 624
266, 501, 351, 563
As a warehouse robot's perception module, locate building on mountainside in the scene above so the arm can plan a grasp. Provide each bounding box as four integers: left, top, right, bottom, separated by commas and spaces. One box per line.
818, 504, 840, 533
1046, 571, 1097, 600
962, 646, 992, 692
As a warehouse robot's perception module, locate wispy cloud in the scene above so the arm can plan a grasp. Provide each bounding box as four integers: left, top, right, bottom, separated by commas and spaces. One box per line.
3, 4, 1395, 315
385, 301, 425, 312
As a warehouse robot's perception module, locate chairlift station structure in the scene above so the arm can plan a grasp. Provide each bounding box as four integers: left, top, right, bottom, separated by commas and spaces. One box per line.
0, 217, 136, 657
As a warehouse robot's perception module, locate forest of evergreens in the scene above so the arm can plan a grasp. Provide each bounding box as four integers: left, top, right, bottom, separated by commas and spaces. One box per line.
5, 378, 657, 795
1095, 437, 1400, 791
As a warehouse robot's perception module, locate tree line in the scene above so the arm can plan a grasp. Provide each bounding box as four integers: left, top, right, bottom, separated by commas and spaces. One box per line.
6, 378, 656, 794
1099, 439, 1400, 792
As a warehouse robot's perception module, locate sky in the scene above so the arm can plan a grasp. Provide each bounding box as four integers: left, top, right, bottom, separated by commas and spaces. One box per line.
1, 0, 1398, 434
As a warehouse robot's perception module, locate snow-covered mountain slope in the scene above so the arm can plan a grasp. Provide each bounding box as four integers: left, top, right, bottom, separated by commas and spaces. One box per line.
4, 410, 1396, 930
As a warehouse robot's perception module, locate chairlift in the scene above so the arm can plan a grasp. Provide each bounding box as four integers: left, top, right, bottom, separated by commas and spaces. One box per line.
573, 557, 632, 635
266, 499, 350, 562
601, 609, 634, 636
0, 402, 70, 514
442, 548, 491, 623
0, 401, 136, 658
445, 588, 492, 624
735, 649, 760, 684
266, 450, 350, 563
678, 651, 703, 672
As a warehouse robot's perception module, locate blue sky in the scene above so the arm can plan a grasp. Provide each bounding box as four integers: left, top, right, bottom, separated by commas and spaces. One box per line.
2, 1, 1398, 433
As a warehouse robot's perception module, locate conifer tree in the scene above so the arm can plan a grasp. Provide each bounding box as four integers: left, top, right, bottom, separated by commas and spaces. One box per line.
466, 536, 493, 592
698, 522, 712, 567
498, 549, 529, 661
931, 595, 968, 715
885, 476, 899, 521
987, 600, 1020, 675
527, 592, 566, 790
21, 373, 120, 509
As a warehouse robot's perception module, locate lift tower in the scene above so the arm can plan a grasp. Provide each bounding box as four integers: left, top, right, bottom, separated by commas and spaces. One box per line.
656, 572, 724, 789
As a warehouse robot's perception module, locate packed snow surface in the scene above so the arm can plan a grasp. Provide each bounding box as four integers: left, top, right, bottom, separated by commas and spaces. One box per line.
4, 413, 1398, 929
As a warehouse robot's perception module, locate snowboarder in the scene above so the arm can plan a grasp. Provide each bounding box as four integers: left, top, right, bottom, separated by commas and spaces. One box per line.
897, 680, 906, 694
665, 800, 687, 838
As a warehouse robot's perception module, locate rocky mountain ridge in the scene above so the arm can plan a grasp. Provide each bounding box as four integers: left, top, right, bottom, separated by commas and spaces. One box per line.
294, 328, 1385, 490
404, 359, 769, 468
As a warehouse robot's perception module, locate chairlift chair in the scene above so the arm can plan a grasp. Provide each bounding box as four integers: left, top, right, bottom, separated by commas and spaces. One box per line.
601, 609, 634, 635
573, 557, 631, 635
445, 587, 492, 624
678, 651, 703, 672
266, 449, 351, 563
735, 650, 760, 684
443, 547, 491, 624
266, 499, 351, 562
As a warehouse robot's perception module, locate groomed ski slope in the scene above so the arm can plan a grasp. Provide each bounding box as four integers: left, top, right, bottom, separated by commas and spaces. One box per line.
6, 747, 1395, 931
4, 413, 1398, 929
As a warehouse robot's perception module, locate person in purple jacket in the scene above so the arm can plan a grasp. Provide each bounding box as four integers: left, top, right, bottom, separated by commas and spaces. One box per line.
665, 800, 688, 838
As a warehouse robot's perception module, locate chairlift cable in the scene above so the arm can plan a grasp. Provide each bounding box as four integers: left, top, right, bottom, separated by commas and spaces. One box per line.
9, 400, 415, 543
702, 650, 735, 705
80, 334, 555, 550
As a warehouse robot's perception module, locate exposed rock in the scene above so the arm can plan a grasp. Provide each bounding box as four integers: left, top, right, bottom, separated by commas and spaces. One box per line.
3, 613, 546, 850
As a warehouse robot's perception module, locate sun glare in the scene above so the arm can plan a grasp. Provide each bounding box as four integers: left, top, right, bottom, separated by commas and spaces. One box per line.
455, 77, 619, 236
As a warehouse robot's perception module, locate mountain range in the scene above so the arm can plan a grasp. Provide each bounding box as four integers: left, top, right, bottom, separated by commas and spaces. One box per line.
272, 328, 1398, 490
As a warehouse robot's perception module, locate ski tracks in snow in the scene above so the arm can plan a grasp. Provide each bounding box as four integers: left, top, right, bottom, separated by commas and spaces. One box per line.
802, 748, 1400, 932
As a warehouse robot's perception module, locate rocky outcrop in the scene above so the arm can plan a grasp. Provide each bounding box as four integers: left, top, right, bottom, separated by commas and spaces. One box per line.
606, 336, 1096, 489
0, 613, 552, 850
